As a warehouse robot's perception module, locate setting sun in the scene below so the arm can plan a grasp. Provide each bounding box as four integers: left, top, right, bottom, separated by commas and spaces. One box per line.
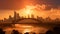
24, 5, 35, 15
17, 5, 37, 18
0, 0, 60, 34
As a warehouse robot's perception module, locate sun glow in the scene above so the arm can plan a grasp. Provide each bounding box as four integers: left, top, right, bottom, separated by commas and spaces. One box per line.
24, 5, 35, 15
16, 4, 60, 19
23, 29, 31, 33
17, 5, 37, 18
15, 24, 33, 28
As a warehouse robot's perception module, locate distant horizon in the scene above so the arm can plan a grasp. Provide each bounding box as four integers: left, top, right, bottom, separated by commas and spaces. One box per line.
0, 9, 60, 20
0, 0, 60, 20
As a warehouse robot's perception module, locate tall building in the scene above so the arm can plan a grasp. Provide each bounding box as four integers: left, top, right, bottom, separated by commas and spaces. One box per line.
37, 16, 44, 23
13, 10, 21, 23
45, 17, 51, 21
4, 18, 7, 21
28, 14, 30, 18
31, 14, 34, 18
3, 18, 8, 23
45, 17, 52, 23
0, 20, 3, 23
8, 15, 13, 23
9, 15, 12, 19
13, 10, 17, 23
16, 13, 20, 20
14, 10, 17, 20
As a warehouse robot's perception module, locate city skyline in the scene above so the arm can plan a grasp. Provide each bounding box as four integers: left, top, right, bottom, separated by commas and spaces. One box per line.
0, 0, 60, 19
0, 0, 60, 34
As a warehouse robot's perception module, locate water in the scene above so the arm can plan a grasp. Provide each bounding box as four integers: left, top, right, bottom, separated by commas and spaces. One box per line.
3, 24, 48, 34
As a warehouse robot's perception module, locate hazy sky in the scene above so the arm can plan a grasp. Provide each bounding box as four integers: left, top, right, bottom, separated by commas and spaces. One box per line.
0, 0, 60, 10
0, 0, 60, 20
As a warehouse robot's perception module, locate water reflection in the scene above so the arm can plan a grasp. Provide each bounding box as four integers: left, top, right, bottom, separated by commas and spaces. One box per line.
3, 24, 48, 34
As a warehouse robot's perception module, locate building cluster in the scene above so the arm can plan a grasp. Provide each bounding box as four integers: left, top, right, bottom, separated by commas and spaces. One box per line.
0, 11, 37, 23
0, 11, 60, 24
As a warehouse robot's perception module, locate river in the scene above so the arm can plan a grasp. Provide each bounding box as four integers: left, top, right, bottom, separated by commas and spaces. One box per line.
2, 24, 49, 34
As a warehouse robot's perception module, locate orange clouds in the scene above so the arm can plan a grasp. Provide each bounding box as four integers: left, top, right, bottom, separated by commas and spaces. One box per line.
16, 4, 60, 19
0, 0, 60, 20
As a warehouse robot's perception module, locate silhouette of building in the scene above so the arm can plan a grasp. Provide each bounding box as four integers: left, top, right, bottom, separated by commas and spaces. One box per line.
16, 13, 20, 20
44, 17, 52, 23
14, 11, 17, 21
28, 14, 30, 18
31, 14, 34, 18
9, 15, 13, 20
8, 15, 13, 23
0, 10, 60, 25
54, 18, 60, 24
13, 11, 21, 22
3, 18, 8, 23
37, 16, 44, 23
37, 16, 43, 20
0, 20, 3, 23
4, 18, 7, 21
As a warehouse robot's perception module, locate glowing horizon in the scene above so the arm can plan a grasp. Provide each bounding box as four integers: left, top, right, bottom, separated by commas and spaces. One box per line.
0, 0, 60, 20
0, 5, 60, 20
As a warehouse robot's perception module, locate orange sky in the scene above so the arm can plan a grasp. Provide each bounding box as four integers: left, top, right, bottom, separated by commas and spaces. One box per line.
0, 5, 60, 20
0, 0, 60, 20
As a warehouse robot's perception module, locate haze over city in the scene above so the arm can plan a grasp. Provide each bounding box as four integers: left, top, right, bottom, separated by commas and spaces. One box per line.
0, 0, 60, 34
0, 0, 60, 20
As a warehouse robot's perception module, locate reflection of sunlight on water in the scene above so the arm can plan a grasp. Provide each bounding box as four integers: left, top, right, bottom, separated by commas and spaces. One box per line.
23, 29, 31, 33
14, 24, 48, 33
15, 24, 33, 28
15, 24, 33, 33
4, 24, 48, 34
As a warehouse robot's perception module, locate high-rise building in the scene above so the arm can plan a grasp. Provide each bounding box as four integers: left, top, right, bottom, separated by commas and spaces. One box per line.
45, 17, 52, 23
9, 15, 12, 19
4, 18, 7, 21
31, 14, 34, 18
0, 20, 3, 23
13, 10, 21, 23
13, 10, 17, 23
28, 14, 30, 18
8, 15, 13, 23
14, 10, 17, 20
3, 18, 8, 23
37, 16, 43, 20
16, 13, 20, 20
45, 17, 51, 21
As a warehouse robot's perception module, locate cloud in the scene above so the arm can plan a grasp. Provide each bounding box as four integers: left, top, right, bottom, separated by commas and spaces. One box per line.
35, 0, 60, 10
0, 0, 60, 10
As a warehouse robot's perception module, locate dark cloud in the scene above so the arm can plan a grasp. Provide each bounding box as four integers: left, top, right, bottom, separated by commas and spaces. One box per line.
0, 0, 60, 10
36, 0, 60, 10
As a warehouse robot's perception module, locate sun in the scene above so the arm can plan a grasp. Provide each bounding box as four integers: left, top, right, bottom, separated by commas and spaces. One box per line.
24, 5, 35, 15
17, 5, 37, 18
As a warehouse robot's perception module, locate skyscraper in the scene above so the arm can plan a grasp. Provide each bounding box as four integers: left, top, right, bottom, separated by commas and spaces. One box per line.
14, 10, 17, 23
31, 14, 34, 18
13, 10, 21, 23
14, 10, 17, 20
16, 13, 20, 20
